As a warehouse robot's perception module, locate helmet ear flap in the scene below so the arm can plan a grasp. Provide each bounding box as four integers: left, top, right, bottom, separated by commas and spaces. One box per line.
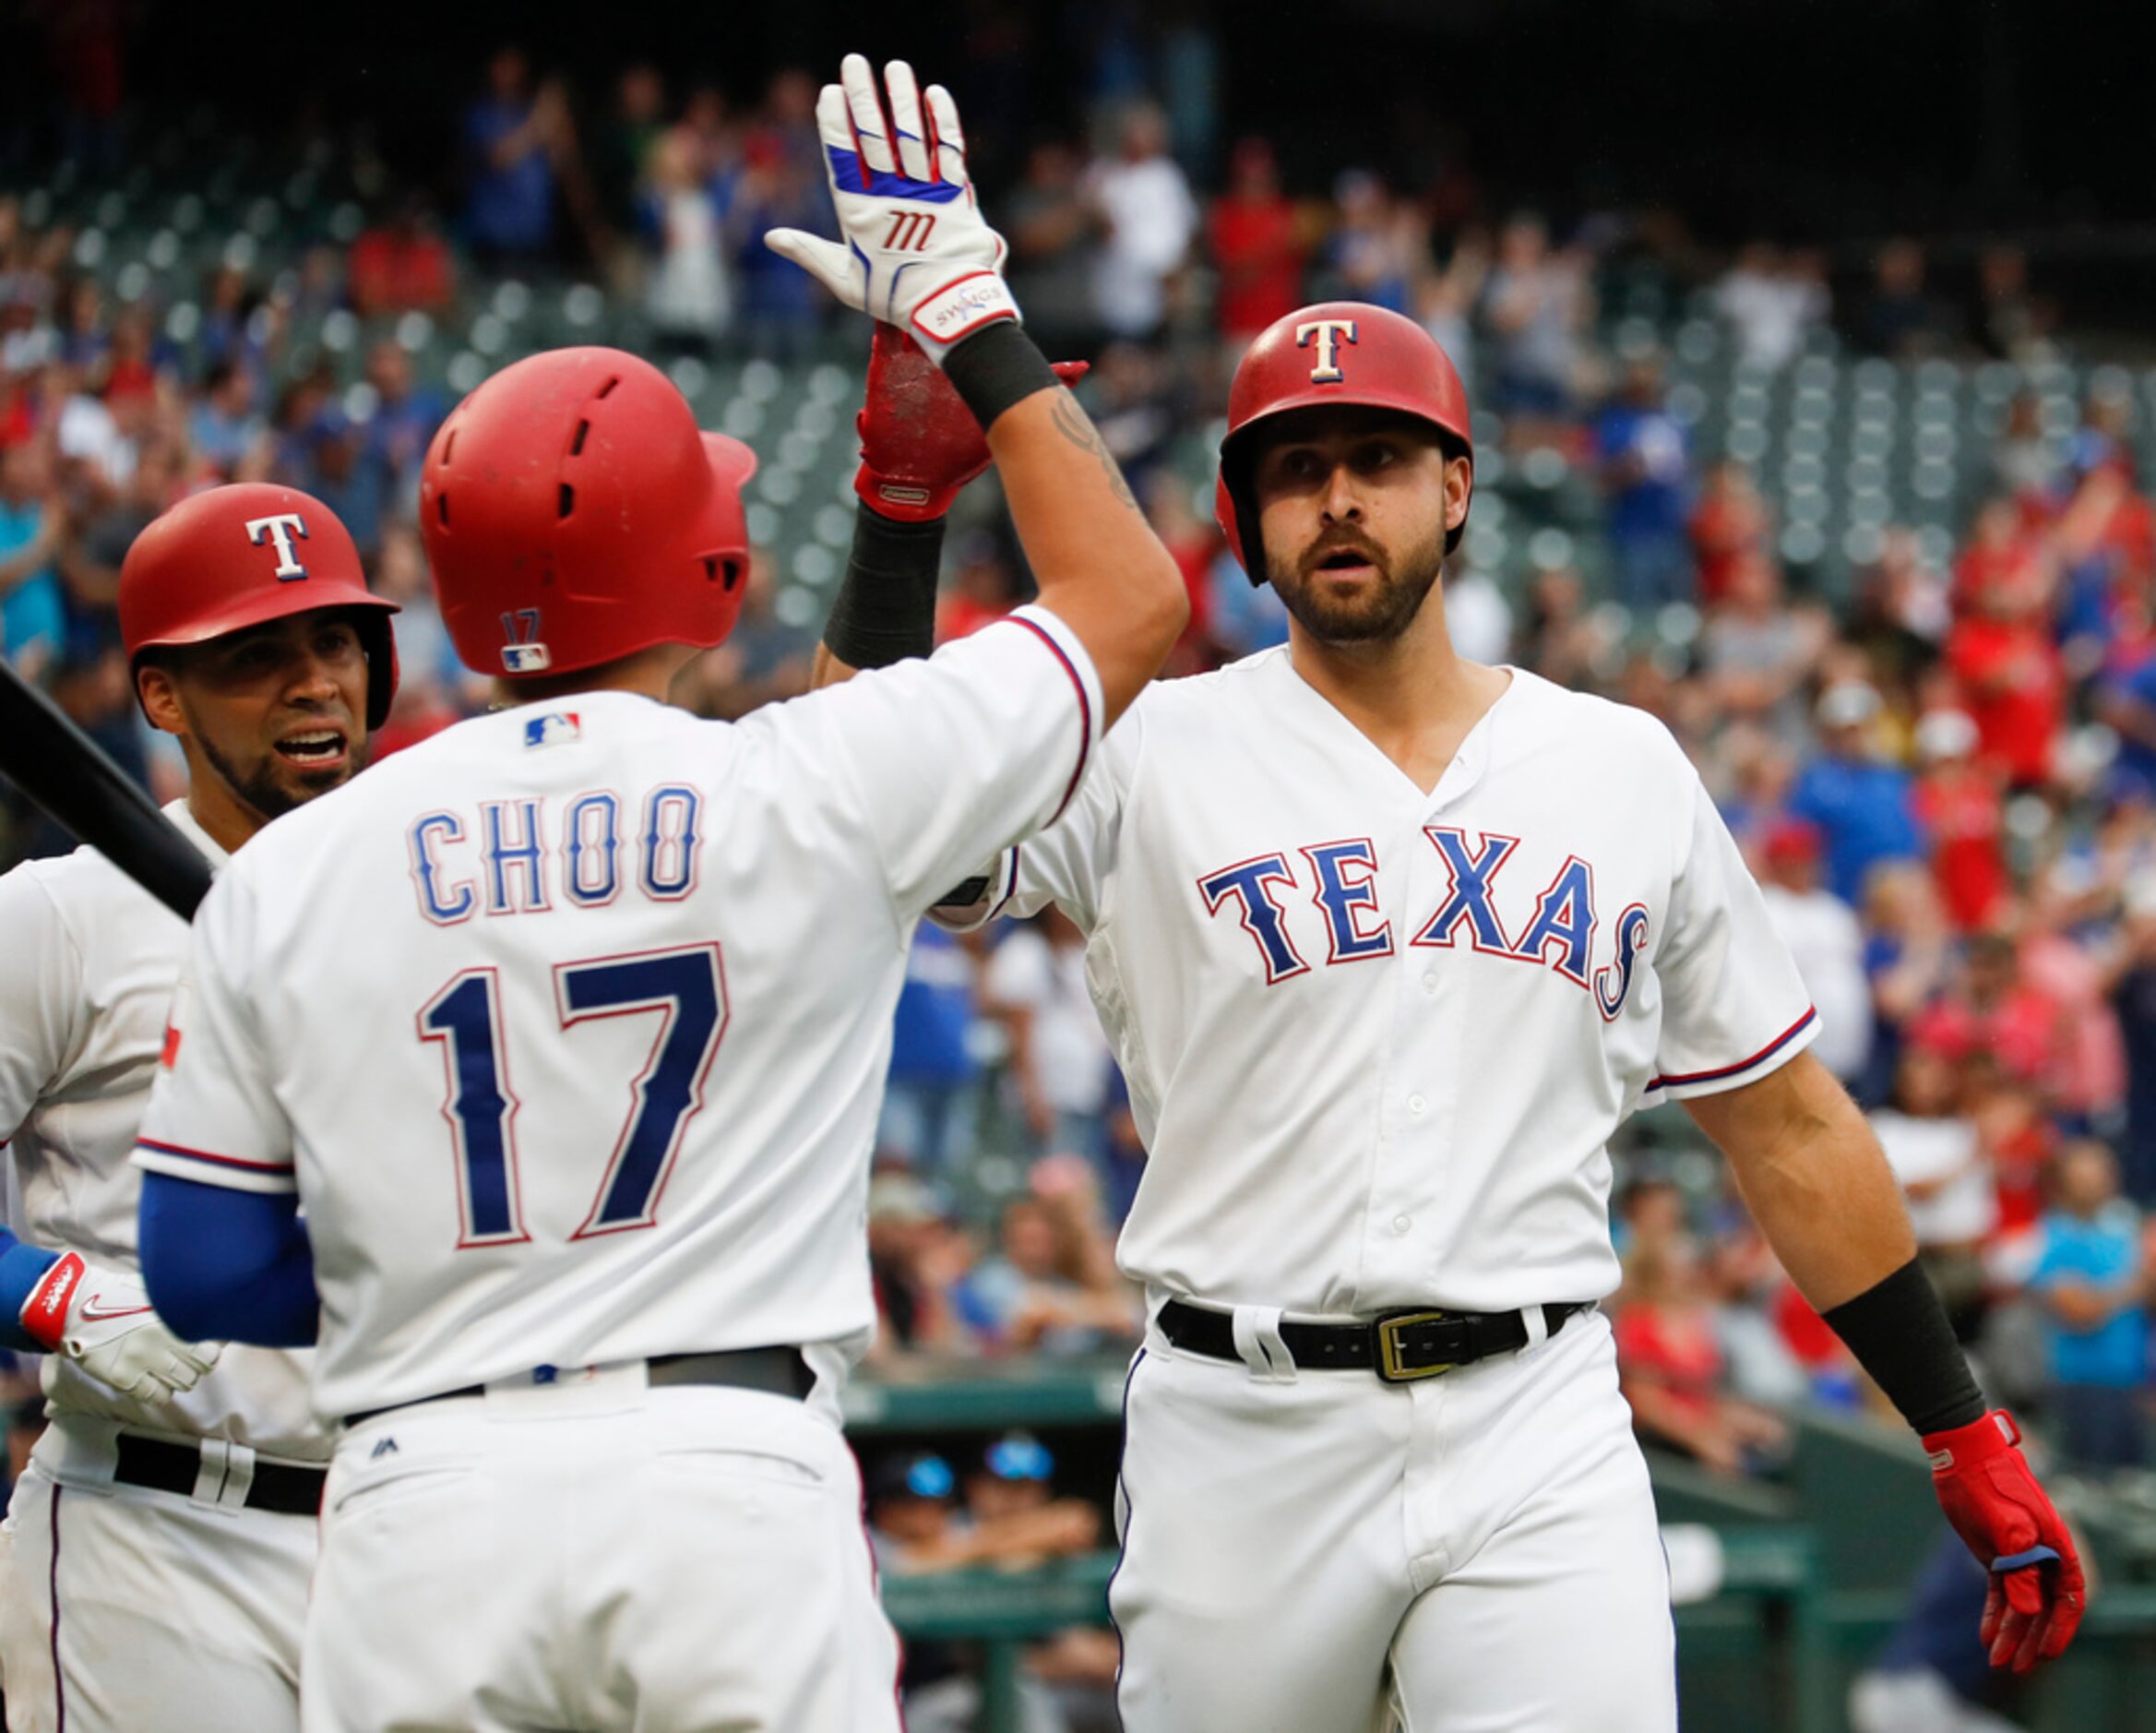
1437, 431, 1473, 557
357, 612, 400, 729
1212, 465, 1266, 590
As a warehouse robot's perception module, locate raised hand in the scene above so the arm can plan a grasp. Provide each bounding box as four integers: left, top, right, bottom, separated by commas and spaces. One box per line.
765, 54, 1018, 364
854, 323, 1089, 521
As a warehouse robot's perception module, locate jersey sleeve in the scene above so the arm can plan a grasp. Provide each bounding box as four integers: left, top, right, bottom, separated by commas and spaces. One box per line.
1639, 767, 1820, 1107
796, 604, 1107, 920
132, 866, 297, 1196
928, 721, 1132, 937
0, 866, 84, 1148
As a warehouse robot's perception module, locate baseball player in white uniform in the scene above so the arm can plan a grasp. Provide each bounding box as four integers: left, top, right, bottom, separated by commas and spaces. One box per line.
129, 56, 1187, 1733
819, 301, 2084, 1728
0, 484, 397, 1731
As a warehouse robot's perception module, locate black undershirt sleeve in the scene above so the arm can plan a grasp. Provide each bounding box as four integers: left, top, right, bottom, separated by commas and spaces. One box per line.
1820, 1257, 1986, 1435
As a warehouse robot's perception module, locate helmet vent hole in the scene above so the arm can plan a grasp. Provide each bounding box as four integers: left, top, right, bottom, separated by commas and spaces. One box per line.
440, 430, 456, 465
557, 484, 575, 519
435, 492, 449, 527
596, 376, 620, 400
570, 419, 590, 456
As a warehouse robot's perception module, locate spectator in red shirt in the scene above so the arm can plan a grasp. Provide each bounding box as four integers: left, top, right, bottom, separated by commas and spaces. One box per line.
1961, 1057, 2055, 1245
1909, 931, 2065, 1096
935, 532, 1022, 643
1142, 472, 1218, 675
1688, 460, 1770, 608
1207, 138, 1304, 347
1911, 709, 2009, 931
1946, 559, 2065, 792
1952, 496, 2048, 613
1614, 1234, 1788, 1476
350, 197, 458, 317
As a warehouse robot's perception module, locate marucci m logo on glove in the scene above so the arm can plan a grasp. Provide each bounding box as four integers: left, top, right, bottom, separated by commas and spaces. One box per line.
884, 212, 937, 252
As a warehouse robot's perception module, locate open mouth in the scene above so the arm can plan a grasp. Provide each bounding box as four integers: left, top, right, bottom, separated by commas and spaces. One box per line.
275, 728, 348, 769
1314, 547, 1378, 577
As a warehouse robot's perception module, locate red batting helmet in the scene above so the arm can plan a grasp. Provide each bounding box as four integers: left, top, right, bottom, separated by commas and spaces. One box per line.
420, 347, 756, 679
119, 484, 399, 729
1215, 301, 1473, 583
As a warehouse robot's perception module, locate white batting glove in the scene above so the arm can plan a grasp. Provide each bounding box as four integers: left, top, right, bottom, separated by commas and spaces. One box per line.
18, 1251, 221, 1401
764, 54, 1018, 365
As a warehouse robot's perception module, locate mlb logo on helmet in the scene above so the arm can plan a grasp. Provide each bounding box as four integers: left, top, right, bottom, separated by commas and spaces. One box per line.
523, 712, 581, 748
500, 608, 552, 674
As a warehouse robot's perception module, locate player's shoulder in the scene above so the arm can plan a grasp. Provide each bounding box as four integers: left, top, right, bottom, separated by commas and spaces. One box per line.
1122, 644, 1293, 730
1498, 667, 1697, 782
0, 831, 171, 936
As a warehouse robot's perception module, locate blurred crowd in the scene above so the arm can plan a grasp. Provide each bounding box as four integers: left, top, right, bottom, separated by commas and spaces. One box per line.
7, 37, 2156, 1557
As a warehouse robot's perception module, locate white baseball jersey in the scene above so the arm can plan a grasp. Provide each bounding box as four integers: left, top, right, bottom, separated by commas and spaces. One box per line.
135, 606, 1100, 1422
0, 802, 319, 1459
946, 653, 1818, 1314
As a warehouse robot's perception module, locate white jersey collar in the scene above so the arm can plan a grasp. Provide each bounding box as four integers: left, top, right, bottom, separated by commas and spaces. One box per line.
1271, 652, 1529, 813
164, 797, 233, 871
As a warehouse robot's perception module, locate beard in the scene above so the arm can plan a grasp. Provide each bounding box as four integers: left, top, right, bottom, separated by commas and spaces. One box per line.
197, 730, 366, 823
1266, 521, 1448, 645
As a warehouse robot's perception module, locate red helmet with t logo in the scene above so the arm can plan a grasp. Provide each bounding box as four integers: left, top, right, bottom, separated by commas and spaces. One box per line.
1214, 301, 1474, 583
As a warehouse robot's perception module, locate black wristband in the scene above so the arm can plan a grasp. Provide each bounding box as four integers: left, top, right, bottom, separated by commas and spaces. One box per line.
1821, 1257, 1986, 1435
942, 321, 1059, 432
823, 505, 945, 670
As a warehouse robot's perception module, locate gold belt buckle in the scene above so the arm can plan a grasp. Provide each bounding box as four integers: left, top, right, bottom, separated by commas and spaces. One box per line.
1375, 1310, 1456, 1382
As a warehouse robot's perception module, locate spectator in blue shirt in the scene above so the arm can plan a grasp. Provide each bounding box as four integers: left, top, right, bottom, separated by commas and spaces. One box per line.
186, 361, 262, 478
2098, 639, 2156, 807
0, 437, 66, 677
2029, 1141, 2149, 1471
726, 135, 833, 363
1594, 354, 1694, 614
462, 47, 559, 264
1788, 681, 1924, 907
363, 340, 447, 515
881, 926, 983, 1177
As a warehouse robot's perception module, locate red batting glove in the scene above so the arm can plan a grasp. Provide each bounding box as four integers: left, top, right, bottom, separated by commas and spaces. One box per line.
854, 322, 1088, 522
1923, 1409, 2086, 1673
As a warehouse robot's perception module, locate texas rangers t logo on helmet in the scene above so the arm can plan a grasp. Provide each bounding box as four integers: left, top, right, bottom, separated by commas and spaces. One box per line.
244, 513, 311, 580
1296, 318, 1359, 384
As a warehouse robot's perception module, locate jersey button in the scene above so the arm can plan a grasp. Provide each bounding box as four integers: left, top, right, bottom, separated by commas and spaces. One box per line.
1407, 1094, 1426, 1114
1391, 1214, 1412, 1235
1422, 973, 1439, 992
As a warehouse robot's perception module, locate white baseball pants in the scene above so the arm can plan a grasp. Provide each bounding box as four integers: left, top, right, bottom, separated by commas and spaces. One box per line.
0, 1423, 315, 1732
304, 1375, 900, 1732
1110, 1306, 1678, 1733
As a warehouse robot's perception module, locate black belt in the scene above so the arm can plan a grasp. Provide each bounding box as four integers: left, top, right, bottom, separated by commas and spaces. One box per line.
113, 1433, 327, 1517
344, 1347, 815, 1428
1159, 1298, 1594, 1382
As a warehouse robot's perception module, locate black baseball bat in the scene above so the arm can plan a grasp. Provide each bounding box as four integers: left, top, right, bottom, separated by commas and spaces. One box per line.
0, 657, 213, 921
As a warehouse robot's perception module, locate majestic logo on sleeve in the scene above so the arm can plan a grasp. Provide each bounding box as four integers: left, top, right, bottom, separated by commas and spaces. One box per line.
1296, 318, 1359, 383
1197, 828, 1651, 1018
244, 513, 311, 580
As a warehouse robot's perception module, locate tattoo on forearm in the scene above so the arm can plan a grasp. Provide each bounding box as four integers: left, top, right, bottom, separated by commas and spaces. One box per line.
1048, 391, 1141, 513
